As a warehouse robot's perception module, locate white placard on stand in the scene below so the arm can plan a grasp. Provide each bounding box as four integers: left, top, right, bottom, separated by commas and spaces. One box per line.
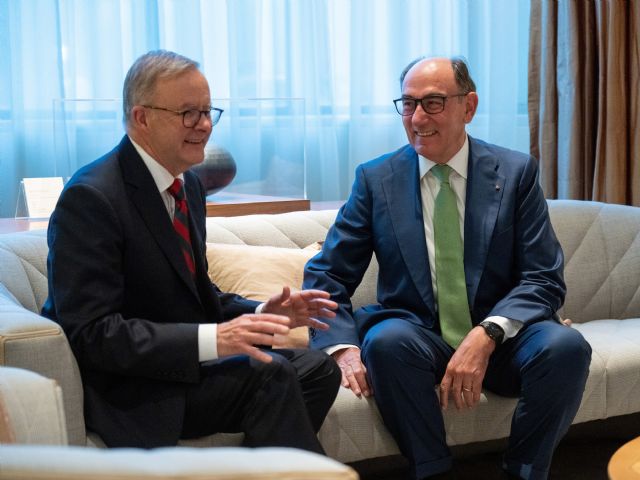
15, 177, 64, 219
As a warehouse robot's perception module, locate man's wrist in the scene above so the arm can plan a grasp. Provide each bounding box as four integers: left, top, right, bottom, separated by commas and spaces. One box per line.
478, 320, 505, 345
325, 344, 359, 356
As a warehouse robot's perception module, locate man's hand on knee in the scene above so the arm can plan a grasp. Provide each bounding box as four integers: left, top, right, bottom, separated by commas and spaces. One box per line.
439, 326, 493, 411
332, 347, 372, 398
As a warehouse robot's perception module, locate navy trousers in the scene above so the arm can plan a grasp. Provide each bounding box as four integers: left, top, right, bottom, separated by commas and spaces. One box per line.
361, 318, 592, 480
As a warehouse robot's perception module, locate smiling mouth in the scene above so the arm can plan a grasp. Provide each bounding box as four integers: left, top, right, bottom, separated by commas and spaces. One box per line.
415, 130, 437, 137
185, 139, 204, 145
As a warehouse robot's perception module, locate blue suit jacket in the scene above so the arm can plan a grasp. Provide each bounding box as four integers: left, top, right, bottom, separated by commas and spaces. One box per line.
42, 136, 259, 447
304, 136, 565, 350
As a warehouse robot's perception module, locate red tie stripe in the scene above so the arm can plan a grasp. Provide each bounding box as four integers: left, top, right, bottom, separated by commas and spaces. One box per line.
167, 179, 196, 276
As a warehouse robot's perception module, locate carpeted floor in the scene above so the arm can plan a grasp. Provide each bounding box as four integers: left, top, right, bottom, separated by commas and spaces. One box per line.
351, 415, 640, 479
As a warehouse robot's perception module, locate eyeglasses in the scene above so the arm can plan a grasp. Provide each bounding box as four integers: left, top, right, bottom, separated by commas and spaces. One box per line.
142, 105, 224, 128
393, 93, 468, 116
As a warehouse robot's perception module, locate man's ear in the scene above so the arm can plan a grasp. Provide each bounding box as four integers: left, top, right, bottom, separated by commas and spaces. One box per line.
130, 105, 149, 129
463, 92, 479, 124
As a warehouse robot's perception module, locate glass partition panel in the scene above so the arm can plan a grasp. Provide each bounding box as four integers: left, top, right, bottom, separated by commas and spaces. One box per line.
53, 98, 306, 202
53, 99, 124, 180
207, 97, 306, 201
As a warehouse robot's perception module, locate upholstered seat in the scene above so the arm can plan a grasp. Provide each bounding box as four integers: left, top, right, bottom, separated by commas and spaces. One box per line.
0, 200, 639, 467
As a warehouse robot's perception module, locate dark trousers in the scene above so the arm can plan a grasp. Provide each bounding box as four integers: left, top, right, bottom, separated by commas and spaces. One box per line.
181, 348, 341, 454
361, 318, 592, 480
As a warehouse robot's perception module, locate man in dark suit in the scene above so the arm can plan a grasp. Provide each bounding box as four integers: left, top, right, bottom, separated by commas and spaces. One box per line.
303, 56, 592, 479
42, 50, 341, 452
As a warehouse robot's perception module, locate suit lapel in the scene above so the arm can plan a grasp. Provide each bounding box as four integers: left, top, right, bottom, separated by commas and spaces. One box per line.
382, 146, 436, 316
118, 137, 200, 299
464, 137, 504, 310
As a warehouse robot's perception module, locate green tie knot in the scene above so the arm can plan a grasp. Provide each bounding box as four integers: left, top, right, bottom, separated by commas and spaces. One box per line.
432, 164, 452, 184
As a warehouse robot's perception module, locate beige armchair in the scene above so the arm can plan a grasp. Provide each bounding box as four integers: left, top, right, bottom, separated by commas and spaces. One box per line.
0, 366, 358, 480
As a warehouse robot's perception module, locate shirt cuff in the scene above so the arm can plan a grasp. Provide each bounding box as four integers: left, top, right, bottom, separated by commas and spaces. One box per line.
325, 344, 359, 355
255, 303, 265, 314
198, 323, 218, 362
484, 315, 523, 341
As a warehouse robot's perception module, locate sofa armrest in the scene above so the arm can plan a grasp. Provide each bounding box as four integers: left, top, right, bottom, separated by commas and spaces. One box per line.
0, 446, 359, 480
0, 287, 85, 445
0, 366, 68, 445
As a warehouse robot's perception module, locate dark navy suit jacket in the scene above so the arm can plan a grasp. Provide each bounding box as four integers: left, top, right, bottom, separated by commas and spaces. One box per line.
42, 135, 259, 447
304, 136, 565, 350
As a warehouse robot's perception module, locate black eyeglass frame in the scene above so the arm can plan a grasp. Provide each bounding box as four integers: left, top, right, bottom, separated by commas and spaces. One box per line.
392, 93, 468, 116
142, 105, 224, 127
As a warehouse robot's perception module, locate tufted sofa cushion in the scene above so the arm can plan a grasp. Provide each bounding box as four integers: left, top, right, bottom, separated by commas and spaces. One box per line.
550, 201, 640, 323
0, 231, 48, 314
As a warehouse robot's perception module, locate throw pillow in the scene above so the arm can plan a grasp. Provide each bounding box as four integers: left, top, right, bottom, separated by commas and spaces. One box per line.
206, 243, 320, 348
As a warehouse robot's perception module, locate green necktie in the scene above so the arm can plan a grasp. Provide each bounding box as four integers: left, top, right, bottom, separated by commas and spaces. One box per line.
432, 164, 471, 348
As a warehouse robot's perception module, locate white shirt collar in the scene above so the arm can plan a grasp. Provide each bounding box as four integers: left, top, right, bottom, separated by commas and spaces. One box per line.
129, 136, 184, 192
418, 134, 469, 181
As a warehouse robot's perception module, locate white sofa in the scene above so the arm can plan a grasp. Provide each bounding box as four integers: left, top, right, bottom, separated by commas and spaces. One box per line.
0, 200, 639, 469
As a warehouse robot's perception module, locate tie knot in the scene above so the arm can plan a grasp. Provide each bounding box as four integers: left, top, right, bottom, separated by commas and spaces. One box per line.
431, 164, 452, 184
168, 179, 184, 201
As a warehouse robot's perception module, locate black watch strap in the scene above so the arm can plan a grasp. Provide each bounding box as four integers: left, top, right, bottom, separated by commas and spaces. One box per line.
479, 321, 505, 344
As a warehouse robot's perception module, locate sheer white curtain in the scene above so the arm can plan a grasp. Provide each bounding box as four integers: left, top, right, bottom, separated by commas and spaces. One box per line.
0, 0, 530, 217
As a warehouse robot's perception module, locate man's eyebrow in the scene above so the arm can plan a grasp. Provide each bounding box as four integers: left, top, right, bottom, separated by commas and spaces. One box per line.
177, 102, 212, 110
402, 93, 446, 98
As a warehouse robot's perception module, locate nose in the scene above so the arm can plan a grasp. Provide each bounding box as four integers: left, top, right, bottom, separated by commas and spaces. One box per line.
411, 102, 430, 124
195, 112, 213, 131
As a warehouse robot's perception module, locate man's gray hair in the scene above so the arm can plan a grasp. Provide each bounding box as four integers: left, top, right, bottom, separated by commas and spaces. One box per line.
399, 56, 476, 94
123, 50, 200, 126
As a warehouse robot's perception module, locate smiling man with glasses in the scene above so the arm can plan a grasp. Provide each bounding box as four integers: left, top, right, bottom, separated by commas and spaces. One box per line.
304, 56, 591, 479
42, 49, 341, 452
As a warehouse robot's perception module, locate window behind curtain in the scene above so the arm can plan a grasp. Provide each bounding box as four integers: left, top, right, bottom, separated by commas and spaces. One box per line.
0, 0, 530, 217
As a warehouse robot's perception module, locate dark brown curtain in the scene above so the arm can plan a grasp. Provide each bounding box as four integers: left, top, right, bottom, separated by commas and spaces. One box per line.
529, 0, 640, 206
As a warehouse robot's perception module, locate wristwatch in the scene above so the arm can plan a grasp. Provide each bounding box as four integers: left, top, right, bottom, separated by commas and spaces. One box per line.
479, 321, 505, 345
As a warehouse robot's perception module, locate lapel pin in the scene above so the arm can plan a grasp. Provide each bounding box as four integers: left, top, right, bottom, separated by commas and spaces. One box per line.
495, 185, 501, 191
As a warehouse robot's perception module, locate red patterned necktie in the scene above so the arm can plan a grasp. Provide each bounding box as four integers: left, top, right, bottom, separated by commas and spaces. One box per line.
167, 179, 196, 276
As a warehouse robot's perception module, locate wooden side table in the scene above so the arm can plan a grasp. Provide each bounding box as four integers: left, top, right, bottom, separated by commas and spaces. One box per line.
0, 197, 313, 234
609, 436, 640, 479
205, 193, 310, 217
0, 196, 337, 233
